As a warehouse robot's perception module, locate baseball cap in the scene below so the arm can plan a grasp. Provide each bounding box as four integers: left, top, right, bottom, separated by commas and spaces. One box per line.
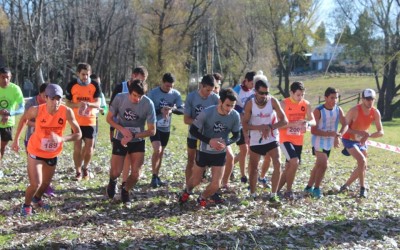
362, 89, 376, 99
45, 84, 63, 98
253, 73, 270, 88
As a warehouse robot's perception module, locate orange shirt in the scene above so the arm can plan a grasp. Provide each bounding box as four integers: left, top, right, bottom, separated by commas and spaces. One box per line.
342, 104, 375, 141
65, 81, 101, 126
279, 98, 307, 145
27, 104, 68, 158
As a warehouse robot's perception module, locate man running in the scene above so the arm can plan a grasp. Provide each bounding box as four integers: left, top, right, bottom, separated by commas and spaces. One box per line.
11, 84, 81, 216
106, 79, 156, 205
339, 89, 383, 198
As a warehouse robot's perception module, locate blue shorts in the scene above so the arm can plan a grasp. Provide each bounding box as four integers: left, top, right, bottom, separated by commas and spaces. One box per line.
341, 138, 367, 156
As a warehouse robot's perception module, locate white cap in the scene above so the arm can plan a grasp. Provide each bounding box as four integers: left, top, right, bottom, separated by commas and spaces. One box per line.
253, 74, 270, 88
362, 88, 376, 99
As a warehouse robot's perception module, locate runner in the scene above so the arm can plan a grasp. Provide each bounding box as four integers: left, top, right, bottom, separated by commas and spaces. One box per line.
242, 74, 287, 202
11, 84, 81, 216
106, 79, 156, 205
147, 73, 184, 188
178, 88, 241, 207
304, 87, 347, 198
339, 88, 383, 198
277, 81, 316, 200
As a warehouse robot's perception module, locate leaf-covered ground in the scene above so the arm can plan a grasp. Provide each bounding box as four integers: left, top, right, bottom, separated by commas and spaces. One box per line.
0, 129, 399, 249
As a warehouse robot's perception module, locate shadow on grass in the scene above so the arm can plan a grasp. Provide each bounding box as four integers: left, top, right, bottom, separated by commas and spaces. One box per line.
6, 215, 399, 249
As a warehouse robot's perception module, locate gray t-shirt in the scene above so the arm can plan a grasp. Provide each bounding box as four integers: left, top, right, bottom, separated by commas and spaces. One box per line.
193, 105, 240, 154
110, 93, 156, 142
184, 90, 219, 139
147, 87, 183, 133
24, 97, 40, 141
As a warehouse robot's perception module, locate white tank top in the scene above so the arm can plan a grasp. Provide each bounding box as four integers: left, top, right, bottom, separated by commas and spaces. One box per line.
249, 97, 279, 146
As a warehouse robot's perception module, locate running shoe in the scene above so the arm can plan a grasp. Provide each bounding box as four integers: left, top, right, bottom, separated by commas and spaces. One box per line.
150, 176, 158, 188
269, 195, 281, 203
121, 187, 131, 204
209, 193, 225, 204
32, 197, 51, 210
197, 197, 207, 207
75, 172, 82, 181
359, 187, 367, 198
258, 177, 271, 188
284, 191, 295, 200
304, 186, 313, 195
312, 188, 322, 199
44, 185, 55, 198
178, 190, 191, 204
82, 168, 90, 181
341, 148, 350, 156
156, 176, 164, 187
240, 176, 248, 183
106, 180, 117, 199
21, 205, 33, 216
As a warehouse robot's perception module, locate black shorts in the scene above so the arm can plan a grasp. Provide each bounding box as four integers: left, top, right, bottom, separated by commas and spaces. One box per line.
150, 130, 170, 147
250, 141, 279, 156
0, 127, 12, 142
312, 147, 331, 158
187, 137, 199, 149
112, 140, 145, 156
80, 126, 96, 139
29, 154, 58, 167
195, 150, 226, 167
281, 142, 303, 162
236, 128, 246, 145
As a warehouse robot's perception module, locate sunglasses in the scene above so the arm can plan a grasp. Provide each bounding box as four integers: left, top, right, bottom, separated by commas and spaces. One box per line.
257, 91, 269, 96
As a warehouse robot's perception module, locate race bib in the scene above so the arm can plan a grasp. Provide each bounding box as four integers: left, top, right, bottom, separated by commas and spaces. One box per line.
40, 138, 60, 152
78, 106, 91, 117
116, 127, 141, 140
157, 117, 170, 128
287, 126, 302, 135
206, 143, 218, 151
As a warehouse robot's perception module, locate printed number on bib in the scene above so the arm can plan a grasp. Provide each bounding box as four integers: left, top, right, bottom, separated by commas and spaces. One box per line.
116, 127, 141, 140
41, 138, 59, 152
287, 126, 301, 135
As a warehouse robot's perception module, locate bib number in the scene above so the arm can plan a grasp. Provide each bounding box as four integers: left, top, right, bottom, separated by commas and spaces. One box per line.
287, 126, 301, 135
78, 106, 91, 117
116, 127, 141, 140
41, 138, 59, 152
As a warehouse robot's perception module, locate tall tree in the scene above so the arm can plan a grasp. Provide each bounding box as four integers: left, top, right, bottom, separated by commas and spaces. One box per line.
335, 0, 400, 121
256, 0, 320, 97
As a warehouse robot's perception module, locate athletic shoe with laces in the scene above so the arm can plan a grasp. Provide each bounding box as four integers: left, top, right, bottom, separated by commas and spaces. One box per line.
106, 181, 117, 199
156, 176, 164, 187
44, 185, 55, 198
75, 172, 82, 181
304, 187, 313, 195
150, 176, 158, 188
240, 176, 248, 183
82, 168, 90, 181
312, 188, 322, 199
258, 177, 271, 188
32, 197, 51, 210
359, 187, 367, 198
178, 190, 191, 204
284, 191, 295, 200
197, 197, 207, 207
269, 195, 281, 203
21, 205, 33, 216
121, 187, 131, 204
209, 193, 225, 204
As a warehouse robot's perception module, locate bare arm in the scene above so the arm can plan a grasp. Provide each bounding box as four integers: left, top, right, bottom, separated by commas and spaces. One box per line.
184, 114, 194, 125
63, 108, 82, 142
11, 106, 38, 152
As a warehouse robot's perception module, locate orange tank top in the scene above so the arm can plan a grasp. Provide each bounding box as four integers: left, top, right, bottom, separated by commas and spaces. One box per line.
279, 98, 307, 145
342, 104, 375, 141
68, 82, 99, 126
27, 104, 68, 158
